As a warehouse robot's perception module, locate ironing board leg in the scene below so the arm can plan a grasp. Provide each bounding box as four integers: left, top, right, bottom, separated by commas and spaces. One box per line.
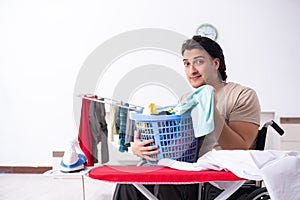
214, 180, 246, 200
132, 184, 159, 200
198, 183, 203, 200
81, 175, 86, 200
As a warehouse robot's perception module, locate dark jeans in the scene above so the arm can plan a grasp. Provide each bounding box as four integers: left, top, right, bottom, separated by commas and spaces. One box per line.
113, 183, 199, 200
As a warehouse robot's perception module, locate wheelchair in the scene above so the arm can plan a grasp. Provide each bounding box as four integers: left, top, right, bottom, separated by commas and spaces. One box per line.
138, 120, 284, 200
200, 120, 284, 200
137, 120, 284, 200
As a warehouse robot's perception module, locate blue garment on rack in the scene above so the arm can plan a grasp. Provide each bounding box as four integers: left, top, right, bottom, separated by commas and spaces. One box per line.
172, 85, 215, 138
118, 103, 130, 152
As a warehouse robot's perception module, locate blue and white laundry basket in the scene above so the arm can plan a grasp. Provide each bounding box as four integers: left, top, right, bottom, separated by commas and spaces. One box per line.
130, 106, 198, 165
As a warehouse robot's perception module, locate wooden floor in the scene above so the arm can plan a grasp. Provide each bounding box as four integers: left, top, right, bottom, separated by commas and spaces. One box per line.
0, 173, 116, 200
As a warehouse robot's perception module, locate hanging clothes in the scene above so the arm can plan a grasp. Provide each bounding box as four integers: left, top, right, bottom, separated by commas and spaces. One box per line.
89, 99, 109, 164
109, 105, 120, 142
125, 108, 136, 145
78, 96, 109, 166
118, 103, 130, 152
78, 95, 143, 155
78, 97, 94, 166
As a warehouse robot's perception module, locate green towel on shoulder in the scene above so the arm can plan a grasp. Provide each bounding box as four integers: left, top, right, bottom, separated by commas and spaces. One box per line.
172, 85, 215, 137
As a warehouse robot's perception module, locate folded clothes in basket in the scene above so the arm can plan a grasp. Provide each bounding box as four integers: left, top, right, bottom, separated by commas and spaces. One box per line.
172, 85, 215, 138
142, 103, 159, 114
142, 103, 174, 115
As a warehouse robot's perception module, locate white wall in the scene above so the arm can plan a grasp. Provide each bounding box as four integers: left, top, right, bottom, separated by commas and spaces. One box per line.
0, 0, 299, 166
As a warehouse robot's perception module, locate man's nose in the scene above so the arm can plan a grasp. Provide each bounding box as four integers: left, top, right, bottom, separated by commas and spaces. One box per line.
188, 64, 198, 74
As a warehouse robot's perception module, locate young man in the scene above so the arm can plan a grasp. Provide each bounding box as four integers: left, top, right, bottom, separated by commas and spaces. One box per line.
113, 35, 261, 200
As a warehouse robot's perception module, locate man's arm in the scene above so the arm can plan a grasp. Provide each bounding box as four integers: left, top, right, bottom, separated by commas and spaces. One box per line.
213, 107, 259, 150
219, 121, 259, 149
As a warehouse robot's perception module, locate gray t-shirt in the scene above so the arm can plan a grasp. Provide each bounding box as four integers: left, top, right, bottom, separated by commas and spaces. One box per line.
181, 82, 261, 156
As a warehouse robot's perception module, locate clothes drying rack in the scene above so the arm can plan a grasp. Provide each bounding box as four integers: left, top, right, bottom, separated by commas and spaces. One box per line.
77, 94, 144, 110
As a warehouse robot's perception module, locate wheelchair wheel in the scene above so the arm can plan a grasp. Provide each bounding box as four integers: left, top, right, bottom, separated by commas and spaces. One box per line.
246, 187, 270, 200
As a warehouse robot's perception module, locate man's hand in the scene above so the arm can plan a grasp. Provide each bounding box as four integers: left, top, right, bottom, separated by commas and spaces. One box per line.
132, 131, 159, 162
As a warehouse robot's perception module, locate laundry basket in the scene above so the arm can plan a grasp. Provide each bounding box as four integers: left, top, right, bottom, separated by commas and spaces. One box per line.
130, 107, 198, 165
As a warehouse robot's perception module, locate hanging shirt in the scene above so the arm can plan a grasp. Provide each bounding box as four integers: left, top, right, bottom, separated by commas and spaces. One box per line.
109, 105, 119, 141
125, 108, 136, 145
89, 100, 109, 164
78, 98, 94, 166
118, 103, 130, 152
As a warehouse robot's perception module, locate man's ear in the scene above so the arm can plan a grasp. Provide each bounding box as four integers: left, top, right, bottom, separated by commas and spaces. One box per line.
214, 58, 220, 70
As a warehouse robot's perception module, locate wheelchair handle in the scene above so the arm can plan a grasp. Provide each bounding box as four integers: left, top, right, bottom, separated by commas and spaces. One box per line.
270, 120, 284, 136
263, 120, 284, 136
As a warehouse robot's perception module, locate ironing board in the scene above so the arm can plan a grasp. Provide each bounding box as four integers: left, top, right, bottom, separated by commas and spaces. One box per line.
88, 165, 246, 200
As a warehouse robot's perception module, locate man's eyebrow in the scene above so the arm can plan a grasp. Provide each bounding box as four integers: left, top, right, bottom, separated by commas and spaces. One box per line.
183, 56, 204, 61
193, 56, 204, 59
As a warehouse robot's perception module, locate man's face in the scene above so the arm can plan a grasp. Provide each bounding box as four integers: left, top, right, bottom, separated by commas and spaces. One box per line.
183, 49, 218, 88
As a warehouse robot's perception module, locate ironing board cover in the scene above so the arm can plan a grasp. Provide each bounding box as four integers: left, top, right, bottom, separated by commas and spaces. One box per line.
88, 165, 244, 184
